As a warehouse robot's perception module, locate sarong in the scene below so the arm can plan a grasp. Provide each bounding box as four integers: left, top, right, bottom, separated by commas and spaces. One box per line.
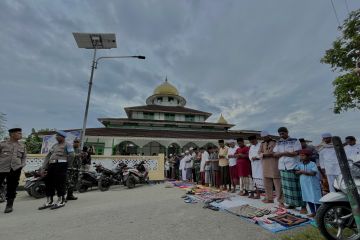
280, 170, 306, 207
229, 165, 239, 184
219, 166, 230, 186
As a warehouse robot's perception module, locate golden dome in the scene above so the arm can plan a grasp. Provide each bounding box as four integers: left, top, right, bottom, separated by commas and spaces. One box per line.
153, 78, 179, 96
217, 114, 228, 124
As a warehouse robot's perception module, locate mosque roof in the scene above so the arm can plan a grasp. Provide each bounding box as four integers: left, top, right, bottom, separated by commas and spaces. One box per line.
153, 78, 179, 96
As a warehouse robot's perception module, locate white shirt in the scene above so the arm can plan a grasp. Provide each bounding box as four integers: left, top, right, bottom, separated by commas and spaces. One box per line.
249, 143, 263, 179
200, 151, 209, 172
184, 155, 193, 169
319, 146, 341, 175
228, 146, 238, 167
165, 161, 170, 171
345, 144, 360, 163
273, 138, 302, 170
179, 157, 185, 170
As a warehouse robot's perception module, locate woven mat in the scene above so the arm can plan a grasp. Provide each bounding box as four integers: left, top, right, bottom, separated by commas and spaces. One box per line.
227, 204, 261, 218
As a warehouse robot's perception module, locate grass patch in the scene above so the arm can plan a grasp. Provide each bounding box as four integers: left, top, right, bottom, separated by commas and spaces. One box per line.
278, 226, 325, 240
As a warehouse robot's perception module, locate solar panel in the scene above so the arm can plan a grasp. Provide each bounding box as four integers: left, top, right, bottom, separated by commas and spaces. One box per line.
73, 33, 117, 49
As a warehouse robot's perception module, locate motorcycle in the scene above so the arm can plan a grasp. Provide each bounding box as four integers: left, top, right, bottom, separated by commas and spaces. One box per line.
97, 162, 127, 191
123, 161, 149, 189
316, 158, 360, 240
24, 170, 46, 199
76, 166, 101, 193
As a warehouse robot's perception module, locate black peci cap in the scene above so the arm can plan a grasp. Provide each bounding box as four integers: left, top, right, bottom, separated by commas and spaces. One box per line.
8, 128, 22, 133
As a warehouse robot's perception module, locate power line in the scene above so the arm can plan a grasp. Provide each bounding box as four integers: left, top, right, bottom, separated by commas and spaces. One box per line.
344, 0, 350, 14
330, 0, 341, 28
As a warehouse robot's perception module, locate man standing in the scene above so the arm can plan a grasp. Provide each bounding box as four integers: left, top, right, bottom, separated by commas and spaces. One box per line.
0, 128, 26, 213
344, 136, 360, 163
259, 131, 283, 206
204, 147, 213, 187
66, 139, 81, 201
39, 131, 74, 210
199, 147, 207, 185
318, 133, 340, 193
218, 140, 230, 191
184, 151, 193, 182
235, 138, 252, 196
80, 146, 91, 171
273, 127, 307, 213
248, 135, 263, 199
227, 140, 238, 193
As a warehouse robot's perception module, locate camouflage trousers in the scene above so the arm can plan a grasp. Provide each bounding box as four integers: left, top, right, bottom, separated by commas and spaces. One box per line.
66, 169, 79, 194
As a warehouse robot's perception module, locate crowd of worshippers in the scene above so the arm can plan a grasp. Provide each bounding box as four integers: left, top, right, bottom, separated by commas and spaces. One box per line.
165, 127, 360, 218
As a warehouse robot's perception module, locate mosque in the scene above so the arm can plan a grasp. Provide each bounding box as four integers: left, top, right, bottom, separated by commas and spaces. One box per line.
43, 79, 260, 156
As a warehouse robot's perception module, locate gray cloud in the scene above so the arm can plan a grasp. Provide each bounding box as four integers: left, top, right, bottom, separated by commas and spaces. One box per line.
0, 0, 359, 144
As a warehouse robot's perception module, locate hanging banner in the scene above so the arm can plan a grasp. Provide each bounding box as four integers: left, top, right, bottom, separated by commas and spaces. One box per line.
40, 131, 81, 154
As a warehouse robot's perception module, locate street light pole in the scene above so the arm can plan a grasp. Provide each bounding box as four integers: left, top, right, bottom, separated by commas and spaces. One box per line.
79, 54, 146, 150
73, 32, 145, 150
80, 48, 97, 150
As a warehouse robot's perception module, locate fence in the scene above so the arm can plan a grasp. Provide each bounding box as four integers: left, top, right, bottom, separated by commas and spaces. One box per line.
25, 154, 165, 181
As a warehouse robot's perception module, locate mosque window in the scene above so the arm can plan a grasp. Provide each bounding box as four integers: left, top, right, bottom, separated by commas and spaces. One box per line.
168, 97, 174, 102
144, 112, 155, 120
157, 97, 163, 103
165, 113, 175, 121
185, 115, 195, 122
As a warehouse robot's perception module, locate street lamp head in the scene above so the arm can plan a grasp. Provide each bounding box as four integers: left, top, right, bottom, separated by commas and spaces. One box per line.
135, 56, 146, 59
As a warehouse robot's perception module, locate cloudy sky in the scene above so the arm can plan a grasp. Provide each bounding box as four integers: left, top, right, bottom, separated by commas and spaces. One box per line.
0, 0, 359, 143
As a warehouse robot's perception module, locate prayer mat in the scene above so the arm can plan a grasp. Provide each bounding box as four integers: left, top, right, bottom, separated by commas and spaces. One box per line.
268, 213, 309, 227
227, 204, 262, 218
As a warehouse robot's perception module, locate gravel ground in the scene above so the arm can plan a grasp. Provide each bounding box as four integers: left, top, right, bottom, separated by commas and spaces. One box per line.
0, 184, 301, 240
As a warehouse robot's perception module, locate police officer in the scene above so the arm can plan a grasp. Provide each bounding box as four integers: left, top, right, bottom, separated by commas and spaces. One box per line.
66, 139, 81, 201
0, 128, 26, 213
39, 131, 74, 210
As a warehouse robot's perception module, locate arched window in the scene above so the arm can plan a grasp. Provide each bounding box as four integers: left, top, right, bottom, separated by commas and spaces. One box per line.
168, 143, 180, 156
182, 142, 198, 152
142, 141, 166, 156
113, 141, 139, 155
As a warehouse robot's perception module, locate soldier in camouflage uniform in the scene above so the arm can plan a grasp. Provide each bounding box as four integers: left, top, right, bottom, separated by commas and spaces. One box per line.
39, 131, 74, 210
0, 128, 26, 213
66, 139, 81, 201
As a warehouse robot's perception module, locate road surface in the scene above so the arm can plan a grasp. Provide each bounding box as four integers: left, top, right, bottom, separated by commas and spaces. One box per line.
0, 184, 298, 240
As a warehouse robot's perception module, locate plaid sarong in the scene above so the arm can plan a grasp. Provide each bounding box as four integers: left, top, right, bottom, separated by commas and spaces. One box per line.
280, 170, 305, 207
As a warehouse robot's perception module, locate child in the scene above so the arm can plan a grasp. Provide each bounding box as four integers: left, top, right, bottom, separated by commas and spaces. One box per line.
295, 149, 322, 217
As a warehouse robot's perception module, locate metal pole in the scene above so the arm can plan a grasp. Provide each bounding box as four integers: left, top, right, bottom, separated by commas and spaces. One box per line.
80, 48, 97, 150
333, 136, 360, 233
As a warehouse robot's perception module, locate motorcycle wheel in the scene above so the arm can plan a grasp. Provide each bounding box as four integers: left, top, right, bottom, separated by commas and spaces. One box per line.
26, 189, 33, 197
316, 203, 360, 240
30, 181, 46, 199
77, 184, 89, 193
127, 175, 136, 189
98, 176, 111, 192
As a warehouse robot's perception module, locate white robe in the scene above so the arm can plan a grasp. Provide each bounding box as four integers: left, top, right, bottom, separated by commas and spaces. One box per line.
249, 143, 263, 180
179, 157, 187, 181
345, 144, 360, 163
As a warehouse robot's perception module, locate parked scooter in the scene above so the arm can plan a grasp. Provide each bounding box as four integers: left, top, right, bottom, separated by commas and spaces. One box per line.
97, 162, 127, 191
24, 170, 46, 199
76, 166, 101, 193
123, 161, 149, 189
316, 159, 360, 240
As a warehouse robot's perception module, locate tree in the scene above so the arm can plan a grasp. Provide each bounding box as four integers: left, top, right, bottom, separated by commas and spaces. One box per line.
321, 9, 360, 113
0, 113, 6, 140
25, 128, 42, 154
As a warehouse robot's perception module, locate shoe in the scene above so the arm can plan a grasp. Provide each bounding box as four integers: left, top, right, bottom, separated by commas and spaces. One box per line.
4, 199, 14, 213
38, 197, 54, 210
50, 197, 66, 210
66, 195, 78, 201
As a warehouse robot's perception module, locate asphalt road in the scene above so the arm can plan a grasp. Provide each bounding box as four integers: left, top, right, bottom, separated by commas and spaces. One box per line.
0, 184, 297, 240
